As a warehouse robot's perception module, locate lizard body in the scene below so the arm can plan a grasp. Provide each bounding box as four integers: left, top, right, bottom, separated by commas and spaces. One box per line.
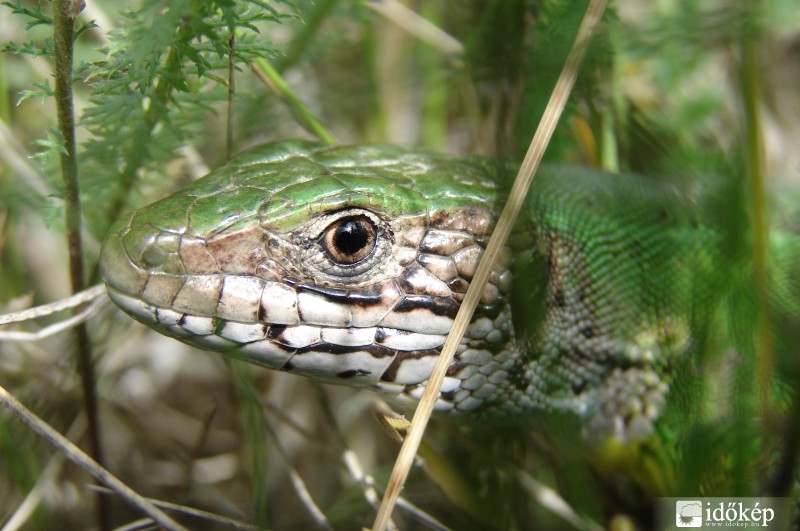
100, 140, 799, 443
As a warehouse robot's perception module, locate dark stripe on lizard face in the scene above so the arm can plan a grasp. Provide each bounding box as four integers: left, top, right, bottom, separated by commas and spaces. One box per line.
285, 278, 387, 307
392, 295, 460, 318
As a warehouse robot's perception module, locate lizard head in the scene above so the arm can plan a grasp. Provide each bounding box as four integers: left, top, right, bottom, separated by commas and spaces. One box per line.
101, 141, 515, 414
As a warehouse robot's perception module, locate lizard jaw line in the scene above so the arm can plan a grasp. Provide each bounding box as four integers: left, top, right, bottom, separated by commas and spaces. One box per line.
107, 287, 452, 386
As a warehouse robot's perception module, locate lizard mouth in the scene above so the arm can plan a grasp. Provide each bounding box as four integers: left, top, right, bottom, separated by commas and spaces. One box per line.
110, 272, 500, 415
106, 283, 451, 387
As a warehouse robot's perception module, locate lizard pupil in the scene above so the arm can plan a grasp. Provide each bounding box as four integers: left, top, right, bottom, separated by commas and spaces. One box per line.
334, 220, 368, 254
323, 215, 376, 264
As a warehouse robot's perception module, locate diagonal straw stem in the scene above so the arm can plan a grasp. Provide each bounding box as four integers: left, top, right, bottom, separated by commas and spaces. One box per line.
370, 1, 608, 529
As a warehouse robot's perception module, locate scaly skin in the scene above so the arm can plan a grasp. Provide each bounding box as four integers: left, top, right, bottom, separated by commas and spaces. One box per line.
100, 140, 799, 443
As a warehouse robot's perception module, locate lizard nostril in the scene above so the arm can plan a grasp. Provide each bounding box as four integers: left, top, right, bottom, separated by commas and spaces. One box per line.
121, 225, 182, 271
141, 244, 166, 267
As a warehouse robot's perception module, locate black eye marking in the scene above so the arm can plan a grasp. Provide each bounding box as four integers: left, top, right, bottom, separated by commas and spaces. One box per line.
322, 215, 377, 265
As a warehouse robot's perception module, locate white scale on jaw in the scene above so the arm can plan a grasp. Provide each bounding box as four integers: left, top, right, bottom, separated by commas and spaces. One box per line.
106, 271, 458, 387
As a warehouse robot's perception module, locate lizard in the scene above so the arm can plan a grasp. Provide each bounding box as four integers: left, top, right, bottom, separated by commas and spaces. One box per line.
99, 139, 800, 450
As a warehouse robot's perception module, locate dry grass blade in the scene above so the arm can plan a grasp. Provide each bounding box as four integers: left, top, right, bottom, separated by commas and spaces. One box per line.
0, 118, 52, 198
516, 471, 604, 531
2, 416, 86, 531
370, 1, 609, 529
365, 0, 464, 57
0, 296, 107, 341
259, 412, 334, 529
88, 486, 260, 530
0, 386, 188, 531
0, 284, 106, 326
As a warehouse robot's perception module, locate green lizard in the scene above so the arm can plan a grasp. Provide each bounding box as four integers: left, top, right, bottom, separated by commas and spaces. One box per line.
99, 140, 799, 453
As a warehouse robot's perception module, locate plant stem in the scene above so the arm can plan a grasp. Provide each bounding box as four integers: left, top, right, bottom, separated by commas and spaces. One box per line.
0, 53, 10, 123
419, 2, 447, 151
372, 0, 608, 526
250, 58, 337, 143
100, 25, 188, 236
740, 0, 772, 418
228, 361, 270, 527
275, 0, 339, 72
227, 34, 235, 160
0, 385, 187, 531
52, 1, 109, 528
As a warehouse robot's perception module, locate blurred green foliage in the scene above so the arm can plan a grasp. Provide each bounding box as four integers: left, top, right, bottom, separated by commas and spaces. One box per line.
0, 0, 797, 529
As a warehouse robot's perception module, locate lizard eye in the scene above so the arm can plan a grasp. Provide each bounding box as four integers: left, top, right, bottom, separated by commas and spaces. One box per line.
321, 215, 377, 265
